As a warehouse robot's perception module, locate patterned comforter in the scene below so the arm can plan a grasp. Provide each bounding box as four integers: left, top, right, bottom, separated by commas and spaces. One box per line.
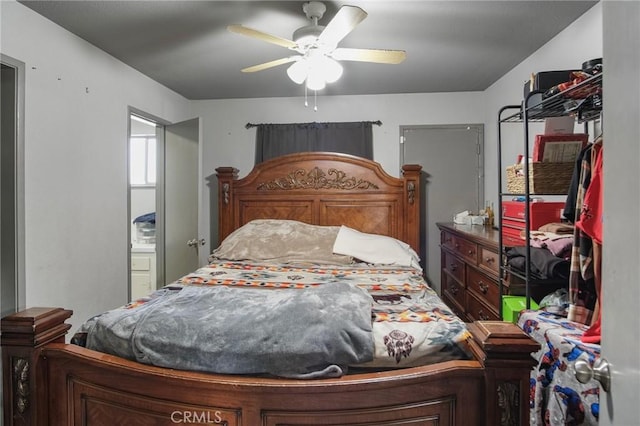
77, 261, 470, 377
518, 310, 600, 425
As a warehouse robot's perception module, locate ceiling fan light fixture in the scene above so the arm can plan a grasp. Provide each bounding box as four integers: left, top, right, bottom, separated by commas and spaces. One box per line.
306, 72, 326, 91
286, 60, 308, 84
317, 56, 343, 83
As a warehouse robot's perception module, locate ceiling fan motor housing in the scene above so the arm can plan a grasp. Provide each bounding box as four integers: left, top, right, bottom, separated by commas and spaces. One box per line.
293, 25, 325, 47
303, 2, 327, 20
295, 2, 327, 48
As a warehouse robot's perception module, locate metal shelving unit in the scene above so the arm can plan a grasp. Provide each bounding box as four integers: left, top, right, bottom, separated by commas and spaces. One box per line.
497, 72, 603, 313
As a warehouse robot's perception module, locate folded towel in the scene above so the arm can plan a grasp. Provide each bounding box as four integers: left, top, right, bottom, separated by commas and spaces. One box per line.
538, 222, 574, 234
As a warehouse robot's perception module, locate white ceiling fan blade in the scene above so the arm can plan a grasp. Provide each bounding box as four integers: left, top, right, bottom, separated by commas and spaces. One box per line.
241, 57, 297, 73
332, 48, 407, 64
317, 5, 367, 48
227, 24, 297, 49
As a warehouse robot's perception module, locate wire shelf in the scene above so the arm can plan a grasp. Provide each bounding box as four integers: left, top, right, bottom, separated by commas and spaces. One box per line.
500, 72, 602, 123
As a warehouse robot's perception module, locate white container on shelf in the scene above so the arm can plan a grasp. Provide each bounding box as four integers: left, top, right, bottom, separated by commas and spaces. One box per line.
135, 222, 156, 244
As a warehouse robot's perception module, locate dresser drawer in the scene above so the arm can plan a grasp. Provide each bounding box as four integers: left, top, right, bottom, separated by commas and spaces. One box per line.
454, 237, 478, 264
443, 251, 465, 284
442, 273, 466, 312
467, 267, 500, 309
466, 293, 501, 321
441, 231, 456, 252
478, 247, 500, 276
442, 231, 478, 264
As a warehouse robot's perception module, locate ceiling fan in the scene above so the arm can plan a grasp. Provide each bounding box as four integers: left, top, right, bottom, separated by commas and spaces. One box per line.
227, 1, 406, 91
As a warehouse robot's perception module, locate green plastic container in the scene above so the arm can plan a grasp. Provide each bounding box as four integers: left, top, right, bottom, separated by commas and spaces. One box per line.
502, 296, 539, 323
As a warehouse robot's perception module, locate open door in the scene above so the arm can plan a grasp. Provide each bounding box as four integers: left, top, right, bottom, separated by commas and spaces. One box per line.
598, 2, 640, 424
157, 118, 201, 285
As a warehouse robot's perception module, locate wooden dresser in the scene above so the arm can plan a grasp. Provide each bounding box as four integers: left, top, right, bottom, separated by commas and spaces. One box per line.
437, 222, 502, 322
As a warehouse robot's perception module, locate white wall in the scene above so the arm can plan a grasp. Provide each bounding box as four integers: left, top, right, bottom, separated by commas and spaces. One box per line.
483, 2, 603, 208
1, 1, 193, 333
193, 91, 485, 250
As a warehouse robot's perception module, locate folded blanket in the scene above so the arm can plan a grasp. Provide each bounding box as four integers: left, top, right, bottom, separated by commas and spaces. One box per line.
83, 283, 374, 378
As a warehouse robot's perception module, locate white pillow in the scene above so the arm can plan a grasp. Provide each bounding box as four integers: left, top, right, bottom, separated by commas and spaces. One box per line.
332, 226, 422, 271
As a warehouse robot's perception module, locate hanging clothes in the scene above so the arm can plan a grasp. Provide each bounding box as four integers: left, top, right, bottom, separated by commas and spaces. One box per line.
576, 142, 603, 245
565, 142, 599, 326
575, 141, 603, 343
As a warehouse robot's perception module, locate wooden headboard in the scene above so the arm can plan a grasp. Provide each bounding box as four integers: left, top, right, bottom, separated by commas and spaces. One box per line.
216, 152, 422, 255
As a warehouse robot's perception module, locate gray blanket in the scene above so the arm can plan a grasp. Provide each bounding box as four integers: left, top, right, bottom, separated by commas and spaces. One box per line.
83, 282, 374, 378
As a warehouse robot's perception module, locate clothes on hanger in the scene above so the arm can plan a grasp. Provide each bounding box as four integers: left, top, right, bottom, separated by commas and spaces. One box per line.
565, 137, 603, 342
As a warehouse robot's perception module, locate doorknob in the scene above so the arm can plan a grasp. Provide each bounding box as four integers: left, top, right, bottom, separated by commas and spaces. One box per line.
187, 238, 206, 247
575, 357, 611, 392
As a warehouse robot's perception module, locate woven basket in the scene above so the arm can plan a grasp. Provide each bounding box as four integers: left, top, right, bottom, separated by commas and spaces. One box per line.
506, 162, 574, 194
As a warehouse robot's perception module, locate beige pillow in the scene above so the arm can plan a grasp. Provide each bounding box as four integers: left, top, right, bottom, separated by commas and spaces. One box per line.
210, 219, 353, 265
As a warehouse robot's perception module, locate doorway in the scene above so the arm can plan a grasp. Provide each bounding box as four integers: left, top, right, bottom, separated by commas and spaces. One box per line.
127, 111, 201, 300
400, 124, 484, 294
1, 55, 26, 317
129, 113, 159, 300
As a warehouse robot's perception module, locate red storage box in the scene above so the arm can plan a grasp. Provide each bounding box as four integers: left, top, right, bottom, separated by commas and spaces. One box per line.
502, 201, 565, 229
501, 201, 565, 246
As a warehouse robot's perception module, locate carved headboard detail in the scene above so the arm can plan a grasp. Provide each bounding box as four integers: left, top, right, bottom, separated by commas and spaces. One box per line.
216, 152, 422, 255
256, 167, 379, 191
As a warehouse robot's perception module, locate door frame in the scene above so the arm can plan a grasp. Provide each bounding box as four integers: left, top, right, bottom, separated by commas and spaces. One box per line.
399, 124, 485, 212
1, 54, 26, 316
399, 123, 485, 291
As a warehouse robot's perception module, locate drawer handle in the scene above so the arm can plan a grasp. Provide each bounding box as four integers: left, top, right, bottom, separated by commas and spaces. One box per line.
478, 281, 488, 294
478, 309, 490, 321
449, 263, 457, 272
468, 249, 475, 255
450, 285, 458, 296
454, 243, 460, 249
485, 257, 495, 263
445, 237, 452, 243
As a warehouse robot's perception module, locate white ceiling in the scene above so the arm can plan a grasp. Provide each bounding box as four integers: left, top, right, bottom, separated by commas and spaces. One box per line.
18, 1, 598, 100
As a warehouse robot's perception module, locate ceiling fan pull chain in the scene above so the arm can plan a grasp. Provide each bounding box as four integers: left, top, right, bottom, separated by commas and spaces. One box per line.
314, 90, 318, 112
304, 84, 309, 107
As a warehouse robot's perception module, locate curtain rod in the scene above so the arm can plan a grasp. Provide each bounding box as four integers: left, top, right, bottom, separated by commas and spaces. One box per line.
245, 120, 382, 129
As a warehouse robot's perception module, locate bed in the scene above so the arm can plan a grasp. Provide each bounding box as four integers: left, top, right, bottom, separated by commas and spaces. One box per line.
2, 152, 539, 425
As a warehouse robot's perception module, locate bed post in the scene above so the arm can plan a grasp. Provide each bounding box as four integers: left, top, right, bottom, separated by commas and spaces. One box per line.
215, 166, 239, 244
401, 164, 422, 255
2, 307, 72, 426
466, 321, 539, 426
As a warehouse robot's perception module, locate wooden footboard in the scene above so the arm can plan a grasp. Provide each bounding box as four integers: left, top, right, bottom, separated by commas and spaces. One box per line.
2, 308, 538, 425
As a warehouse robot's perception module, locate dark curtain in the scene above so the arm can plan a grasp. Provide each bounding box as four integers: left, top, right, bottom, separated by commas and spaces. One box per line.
254, 121, 374, 164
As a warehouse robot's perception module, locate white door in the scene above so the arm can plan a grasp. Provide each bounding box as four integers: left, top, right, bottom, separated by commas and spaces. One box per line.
401, 125, 484, 293
599, 2, 640, 424
158, 118, 201, 285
